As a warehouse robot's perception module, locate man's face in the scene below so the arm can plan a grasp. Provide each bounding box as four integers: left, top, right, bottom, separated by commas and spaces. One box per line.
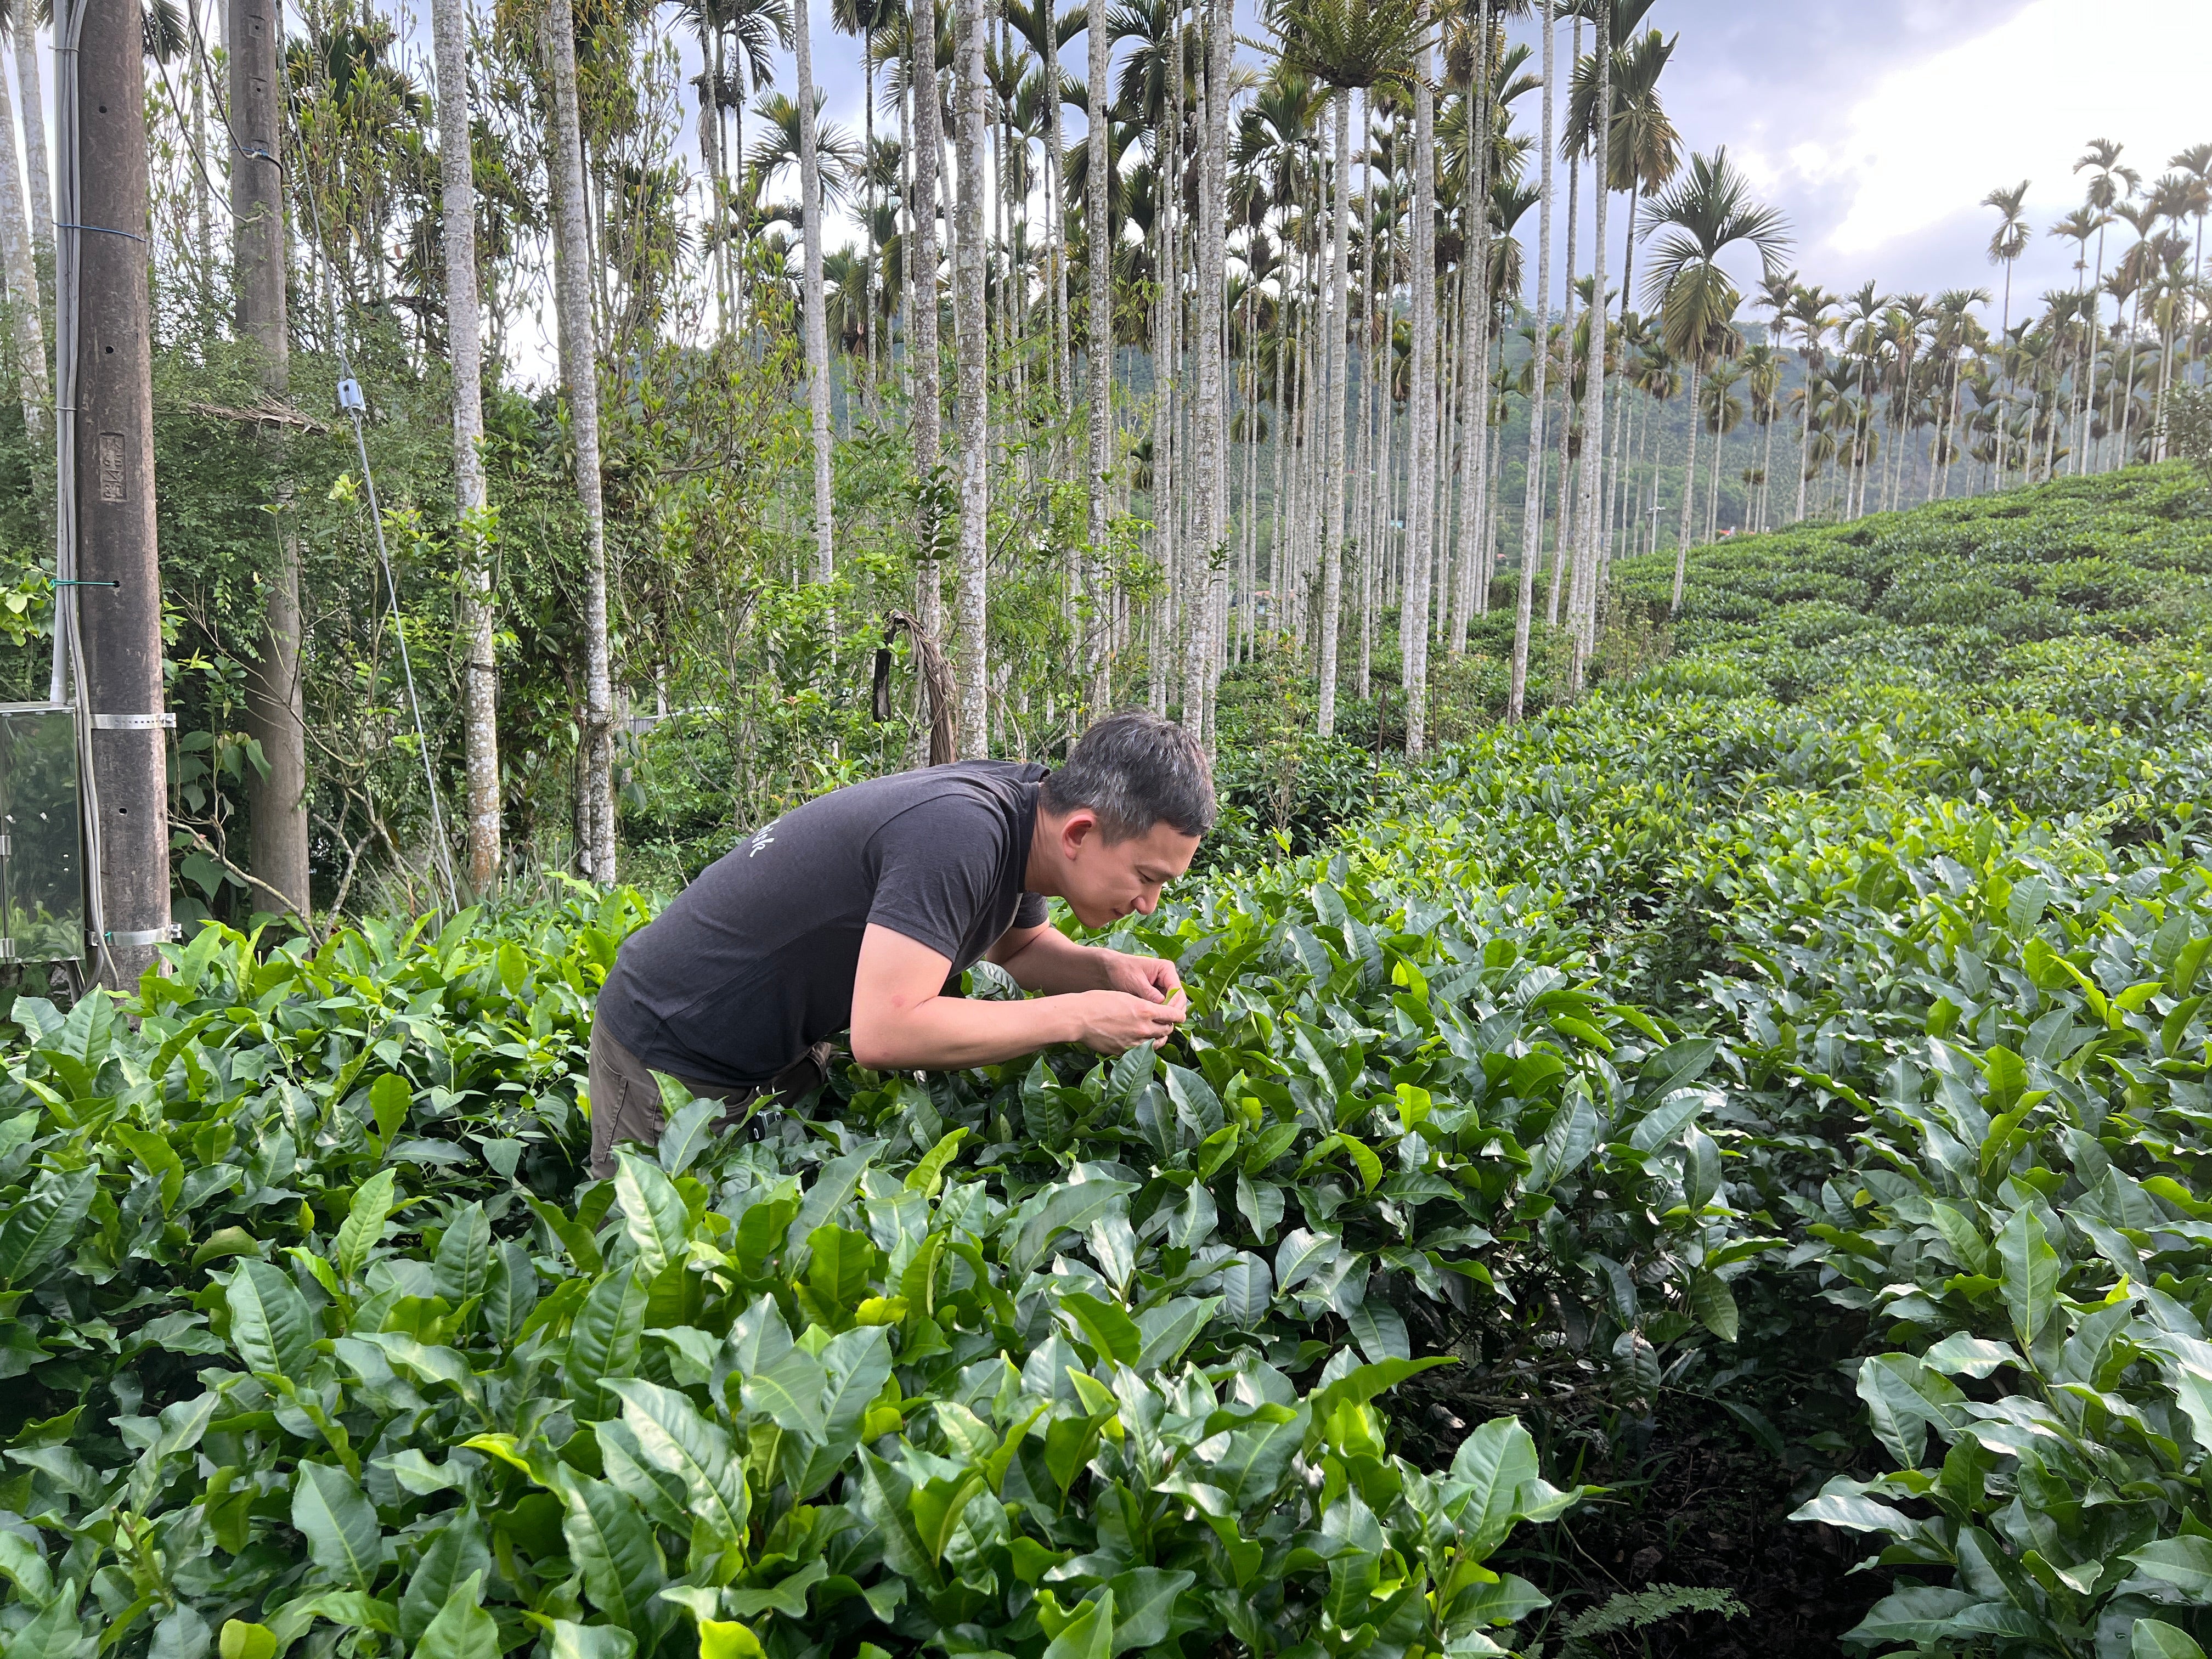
1058, 816, 1203, 929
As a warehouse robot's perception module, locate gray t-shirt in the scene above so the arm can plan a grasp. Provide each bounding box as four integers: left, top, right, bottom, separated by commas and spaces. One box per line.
597, 760, 1051, 1088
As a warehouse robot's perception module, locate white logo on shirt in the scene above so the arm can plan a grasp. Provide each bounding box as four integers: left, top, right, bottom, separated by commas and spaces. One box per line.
748, 818, 782, 857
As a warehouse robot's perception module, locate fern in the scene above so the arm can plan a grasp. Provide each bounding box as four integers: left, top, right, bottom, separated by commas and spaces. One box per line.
1564, 1583, 1749, 1644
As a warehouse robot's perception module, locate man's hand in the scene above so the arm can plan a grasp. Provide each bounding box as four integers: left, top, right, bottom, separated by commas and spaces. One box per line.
1098, 948, 1183, 1006
1067, 986, 1188, 1052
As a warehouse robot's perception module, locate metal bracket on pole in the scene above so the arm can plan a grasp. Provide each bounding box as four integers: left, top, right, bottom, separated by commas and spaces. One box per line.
103, 923, 182, 948
90, 712, 176, 731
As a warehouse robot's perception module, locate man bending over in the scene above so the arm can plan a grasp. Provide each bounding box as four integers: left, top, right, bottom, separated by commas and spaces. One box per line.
588, 710, 1215, 1175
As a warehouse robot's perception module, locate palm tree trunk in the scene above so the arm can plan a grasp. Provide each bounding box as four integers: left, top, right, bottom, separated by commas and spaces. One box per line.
1188, 0, 1231, 743
911, 0, 946, 657
1352, 297, 1371, 696
731, 55, 750, 326
1434, 267, 1459, 658
863, 30, 879, 407
0, 29, 47, 453
1995, 260, 2013, 485
1085, 0, 1113, 715
1547, 7, 1578, 630
1454, 0, 1489, 644
1156, 111, 1180, 697
1670, 358, 1699, 610
1759, 407, 1774, 530
1312, 86, 1351, 736
434, 0, 500, 889
1507, 0, 1553, 724
793, 0, 835, 577
1795, 366, 1811, 521
2119, 283, 2143, 464
1046, 15, 1068, 470
1705, 403, 1723, 541
13, 11, 50, 286
1569, 1, 1609, 686
1547, 330, 1570, 627
953, 0, 991, 750
2155, 274, 2180, 461
190, 26, 210, 306
1269, 311, 1289, 643
1402, 18, 1436, 753
898, 75, 913, 403
702, 31, 729, 330
1481, 397, 1502, 602
229, 0, 311, 915
1371, 223, 1395, 665
546, 0, 615, 881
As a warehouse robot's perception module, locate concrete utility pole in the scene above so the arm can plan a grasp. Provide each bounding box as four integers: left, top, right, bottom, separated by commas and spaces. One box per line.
230, 0, 311, 918
70, 0, 171, 984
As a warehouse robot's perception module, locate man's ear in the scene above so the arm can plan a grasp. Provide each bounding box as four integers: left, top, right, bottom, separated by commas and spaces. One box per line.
1059, 809, 1099, 856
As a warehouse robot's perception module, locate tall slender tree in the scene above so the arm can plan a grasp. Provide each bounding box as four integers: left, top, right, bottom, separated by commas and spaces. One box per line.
2074, 139, 2134, 473
12, 2, 52, 278
1085, 0, 1113, 716
794, 0, 836, 575
433, 0, 500, 889
1401, 2, 1436, 751
1565, 0, 1607, 683
911, 0, 946, 650
0, 5, 46, 453
1506, 0, 1554, 723
230, 0, 308, 915
1276, 0, 1419, 736
1640, 146, 1790, 608
953, 0, 990, 749
1186, 0, 1233, 742
1981, 179, 2030, 487
546, 0, 616, 881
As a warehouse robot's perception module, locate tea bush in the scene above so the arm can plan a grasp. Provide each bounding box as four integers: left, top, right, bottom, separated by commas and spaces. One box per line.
8, 464, 2212, 1659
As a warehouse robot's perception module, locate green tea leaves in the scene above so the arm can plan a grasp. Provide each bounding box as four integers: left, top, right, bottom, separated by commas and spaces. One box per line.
291, 1463, 381, 1589
225, 1260, 315, 1381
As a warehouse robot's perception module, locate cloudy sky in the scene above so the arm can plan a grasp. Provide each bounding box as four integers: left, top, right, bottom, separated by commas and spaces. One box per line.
773, 0, 2209, 327
1599, 0, 2212, 317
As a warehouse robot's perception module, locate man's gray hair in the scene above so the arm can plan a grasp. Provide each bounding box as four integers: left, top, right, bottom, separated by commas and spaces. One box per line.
1042, 710, 1216, 842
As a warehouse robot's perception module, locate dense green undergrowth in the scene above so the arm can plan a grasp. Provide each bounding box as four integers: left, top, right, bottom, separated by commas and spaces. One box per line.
8, 465, 2212, 1659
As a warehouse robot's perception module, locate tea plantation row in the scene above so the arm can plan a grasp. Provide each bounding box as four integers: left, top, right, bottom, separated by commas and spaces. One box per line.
4, 465, 2212, 1659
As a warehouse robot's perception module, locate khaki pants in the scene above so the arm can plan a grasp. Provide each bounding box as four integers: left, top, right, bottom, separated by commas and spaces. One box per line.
586, 1018, 832, 1178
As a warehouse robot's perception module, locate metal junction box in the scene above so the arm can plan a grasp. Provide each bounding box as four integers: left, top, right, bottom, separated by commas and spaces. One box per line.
0, 703, 83, 963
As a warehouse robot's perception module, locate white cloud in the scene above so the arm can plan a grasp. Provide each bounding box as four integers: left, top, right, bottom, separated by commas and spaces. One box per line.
1822, 0, 2212, 257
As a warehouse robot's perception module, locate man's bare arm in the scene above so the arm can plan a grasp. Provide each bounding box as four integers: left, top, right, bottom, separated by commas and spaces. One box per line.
849, 924, 1185, 1071
992, 921, 1186, 1003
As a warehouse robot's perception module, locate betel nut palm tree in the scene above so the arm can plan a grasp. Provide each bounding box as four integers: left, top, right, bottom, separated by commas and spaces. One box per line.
792, 0, 836, 578
1505, 0, 1556, 729
1785, 280, 1837, 522
2050, 204, 2102, 471
677, 0, 788, 329
2074, 139, 2136, 472
544, 0, 616, 881
833, 0, 901, 400
430, 0, 500, 888
1271, 0, 1420, 737
1981, 178, 2030, 485
1638, 144, 1790, 610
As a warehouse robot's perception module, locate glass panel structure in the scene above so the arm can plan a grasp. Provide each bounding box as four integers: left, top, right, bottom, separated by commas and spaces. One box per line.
0, 703, 84, 963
